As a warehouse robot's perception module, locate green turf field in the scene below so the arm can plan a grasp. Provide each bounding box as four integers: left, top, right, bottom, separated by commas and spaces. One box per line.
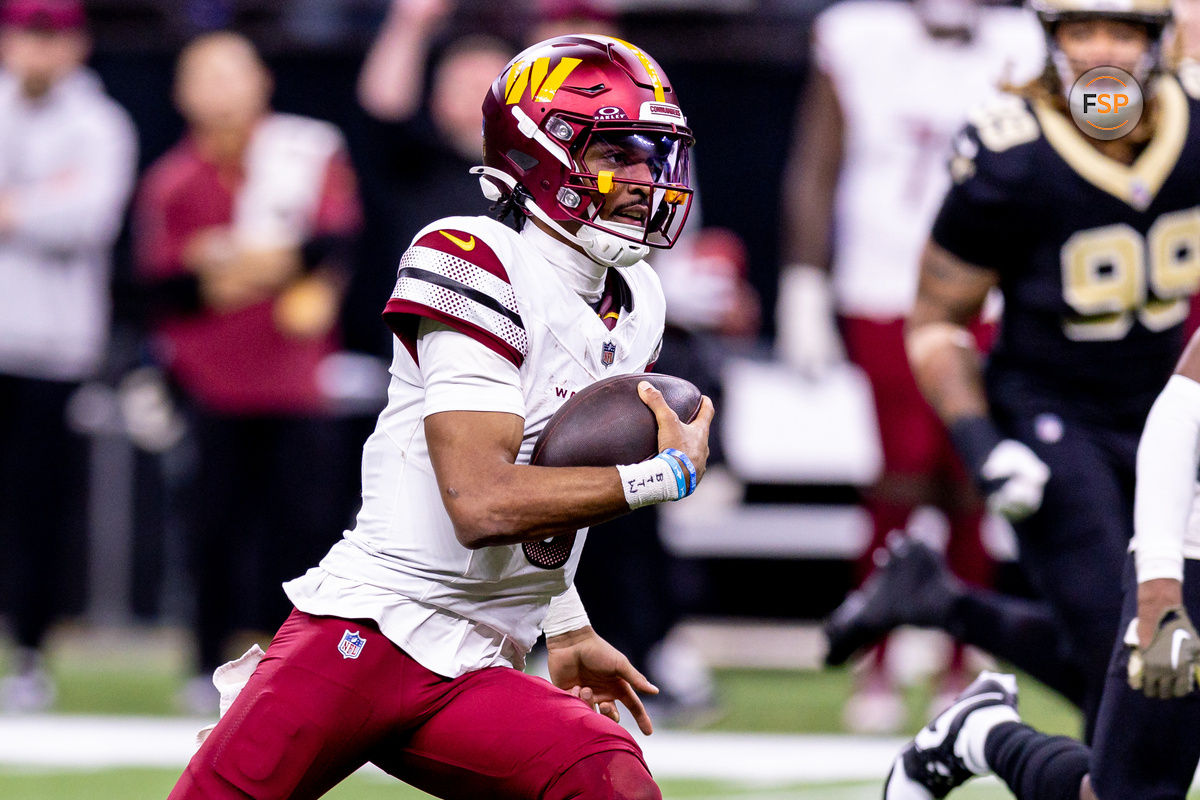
0, 628, 1085, 734
8, 768, 1194, 800
4, 630, 1191, 799
0, 766, 1053, 800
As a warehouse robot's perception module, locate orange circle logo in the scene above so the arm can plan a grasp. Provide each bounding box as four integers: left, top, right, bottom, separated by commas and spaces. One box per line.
1068, 66, 1143, 141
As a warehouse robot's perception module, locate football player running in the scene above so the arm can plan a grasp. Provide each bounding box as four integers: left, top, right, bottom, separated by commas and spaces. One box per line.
167, 35, 713, 800
884, 326, 1200, 800
779, 0, 1042, 730
825, 0, 1200, 742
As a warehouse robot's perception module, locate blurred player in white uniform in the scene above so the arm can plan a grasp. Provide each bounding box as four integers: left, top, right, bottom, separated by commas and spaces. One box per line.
168, 34, 715, 800
778, 0, 1042, 731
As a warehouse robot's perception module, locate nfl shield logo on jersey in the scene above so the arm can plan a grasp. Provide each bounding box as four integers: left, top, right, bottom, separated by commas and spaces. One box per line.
601, 341, 616, 367
338, 630, 366, 659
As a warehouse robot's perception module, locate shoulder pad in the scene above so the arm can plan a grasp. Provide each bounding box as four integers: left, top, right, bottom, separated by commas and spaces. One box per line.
964, 94, 1042, 154
945, 95, 1040, 188
383, 222, 527, 367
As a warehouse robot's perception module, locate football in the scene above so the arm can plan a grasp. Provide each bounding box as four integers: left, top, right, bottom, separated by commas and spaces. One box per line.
531, 373, 703, 468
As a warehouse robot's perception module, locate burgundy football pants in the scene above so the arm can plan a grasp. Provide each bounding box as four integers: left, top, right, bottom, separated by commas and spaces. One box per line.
169, 610, 657, 800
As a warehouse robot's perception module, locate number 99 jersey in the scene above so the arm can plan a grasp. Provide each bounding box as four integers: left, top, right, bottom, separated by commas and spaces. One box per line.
932, 74, 1200, 427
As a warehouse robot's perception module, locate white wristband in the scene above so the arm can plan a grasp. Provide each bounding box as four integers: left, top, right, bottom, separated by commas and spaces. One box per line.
543, 583, 590, 638
616, 454, 682, 509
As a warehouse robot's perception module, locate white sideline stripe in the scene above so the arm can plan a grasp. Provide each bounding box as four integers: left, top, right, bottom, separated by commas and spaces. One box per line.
0, 715, 910, 781
0, 716, 210, 769
13, 719, 1188, 794
635, 731, 906, 783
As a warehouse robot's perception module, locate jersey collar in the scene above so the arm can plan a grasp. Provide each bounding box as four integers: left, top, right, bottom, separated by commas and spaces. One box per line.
520, 221, 607, 305
1033, 75, 1188, 212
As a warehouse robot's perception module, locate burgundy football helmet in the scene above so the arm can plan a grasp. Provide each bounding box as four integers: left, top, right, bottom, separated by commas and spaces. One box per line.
474, 34, 694, 268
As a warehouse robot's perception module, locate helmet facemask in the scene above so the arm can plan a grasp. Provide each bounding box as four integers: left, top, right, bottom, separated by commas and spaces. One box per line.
558, 125, 694, 251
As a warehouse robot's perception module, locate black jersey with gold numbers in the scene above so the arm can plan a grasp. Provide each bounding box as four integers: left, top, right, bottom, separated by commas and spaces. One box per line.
932, 74, 1200, 428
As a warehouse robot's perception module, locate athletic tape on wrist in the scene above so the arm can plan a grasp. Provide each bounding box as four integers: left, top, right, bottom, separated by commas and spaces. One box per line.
543, 583, 590, 638
662, 448, 697, 495
616, 454, 682, 509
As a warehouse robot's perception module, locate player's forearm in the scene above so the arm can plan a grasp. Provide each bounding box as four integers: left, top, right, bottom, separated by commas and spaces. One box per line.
356, 5, 436, 121
905, 321, 989, 424
905, 242, 995, 425
780, 70, 842, 270
782, 161, 837, 270
440, 463, 631, 548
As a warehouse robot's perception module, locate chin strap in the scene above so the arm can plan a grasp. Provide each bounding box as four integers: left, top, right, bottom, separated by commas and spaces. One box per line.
575, 221, 650, 268
471, 166, 649, 269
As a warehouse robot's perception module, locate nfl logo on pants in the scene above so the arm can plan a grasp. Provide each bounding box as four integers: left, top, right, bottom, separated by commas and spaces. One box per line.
338, 630, 366, 659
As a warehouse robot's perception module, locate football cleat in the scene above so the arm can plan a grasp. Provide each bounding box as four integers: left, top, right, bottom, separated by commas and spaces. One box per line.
824, 536, 962, 666
883, 671, 1020, 800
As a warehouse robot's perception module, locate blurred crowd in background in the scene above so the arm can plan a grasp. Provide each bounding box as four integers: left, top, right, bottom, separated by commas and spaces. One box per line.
2, 0, 1196, 736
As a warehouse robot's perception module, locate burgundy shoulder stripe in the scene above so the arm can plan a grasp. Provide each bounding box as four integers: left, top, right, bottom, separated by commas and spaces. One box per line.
383, 298, 524, 369
413, 229, 511, 283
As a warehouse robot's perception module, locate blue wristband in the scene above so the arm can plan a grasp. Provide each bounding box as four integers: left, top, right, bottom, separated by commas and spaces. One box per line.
662, 448, 697, 496
655, 453, 688, 500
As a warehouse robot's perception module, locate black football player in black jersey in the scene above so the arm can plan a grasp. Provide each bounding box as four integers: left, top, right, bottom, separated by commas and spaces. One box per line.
825, 2, 1200, 798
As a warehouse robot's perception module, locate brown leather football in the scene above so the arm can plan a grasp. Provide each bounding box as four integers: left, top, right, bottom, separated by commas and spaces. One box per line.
531, 373, 703, 468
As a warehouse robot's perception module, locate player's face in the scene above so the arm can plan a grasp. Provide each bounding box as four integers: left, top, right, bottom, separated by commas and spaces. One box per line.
582, 131, 685, 230
1054, 20, 1151, 78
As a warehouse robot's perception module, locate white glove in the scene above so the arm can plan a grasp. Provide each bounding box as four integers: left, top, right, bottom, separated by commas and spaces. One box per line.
775, 264, 844, 377
980, 440, 1051, 521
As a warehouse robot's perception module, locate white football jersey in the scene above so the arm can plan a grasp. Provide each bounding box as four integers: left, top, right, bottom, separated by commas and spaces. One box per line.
816, 0, 1043, 317
285, 215, 666, 677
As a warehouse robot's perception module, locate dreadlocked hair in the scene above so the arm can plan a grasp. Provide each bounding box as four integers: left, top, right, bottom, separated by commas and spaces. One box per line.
1001, 63, 1067, 113
489, 185, 530, 231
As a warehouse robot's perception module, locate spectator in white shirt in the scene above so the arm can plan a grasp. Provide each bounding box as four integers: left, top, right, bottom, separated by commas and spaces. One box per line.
0, 0, 137, 712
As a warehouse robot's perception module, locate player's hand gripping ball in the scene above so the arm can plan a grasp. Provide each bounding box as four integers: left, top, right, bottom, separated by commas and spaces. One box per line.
531, 373, 703, 468
522, 373, 703, 570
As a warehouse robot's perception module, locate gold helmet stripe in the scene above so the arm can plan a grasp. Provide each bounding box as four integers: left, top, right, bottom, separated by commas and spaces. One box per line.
609, 37, 666, 103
